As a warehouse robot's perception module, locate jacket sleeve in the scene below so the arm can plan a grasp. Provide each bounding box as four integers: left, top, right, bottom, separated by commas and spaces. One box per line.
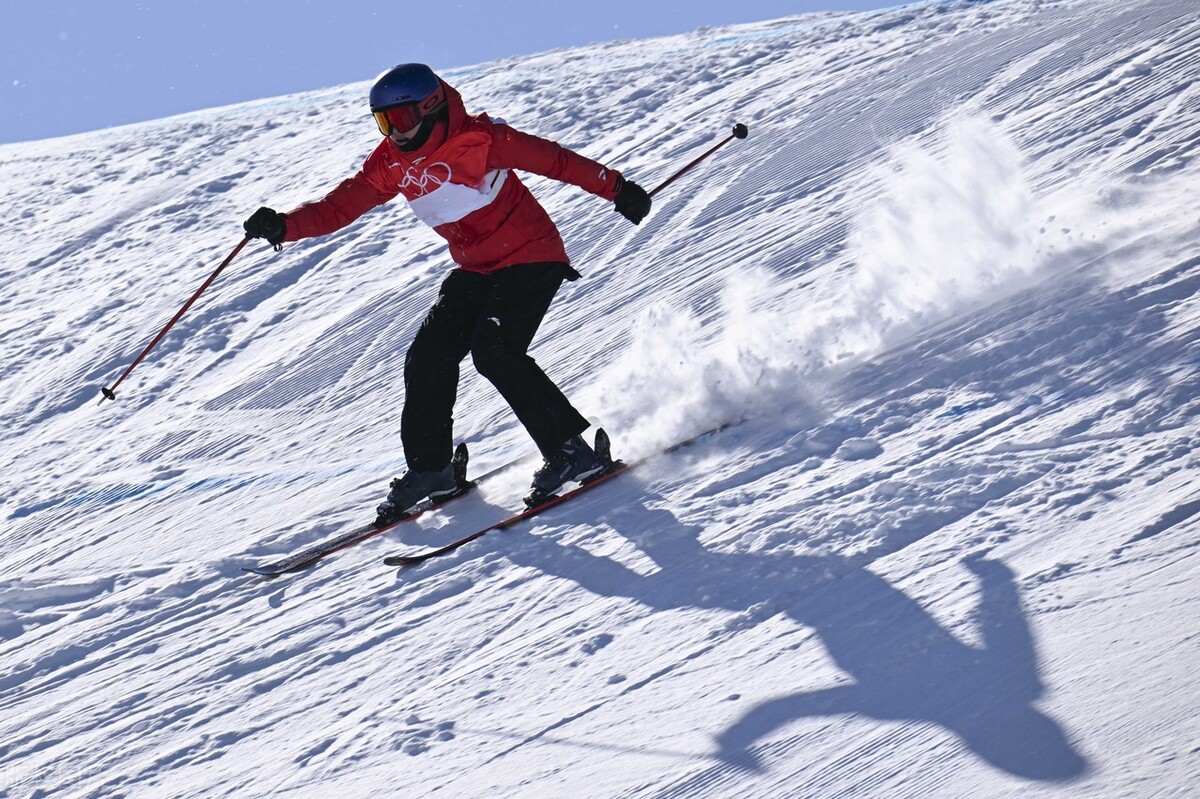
283, 158, 400, 242
488, 124, 623, 201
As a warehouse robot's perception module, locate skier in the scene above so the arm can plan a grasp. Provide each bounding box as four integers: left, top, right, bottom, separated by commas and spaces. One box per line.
243, 63, 652, 525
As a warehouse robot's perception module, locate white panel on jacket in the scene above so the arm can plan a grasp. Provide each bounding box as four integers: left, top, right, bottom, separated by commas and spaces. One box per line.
407, 169, 509, 228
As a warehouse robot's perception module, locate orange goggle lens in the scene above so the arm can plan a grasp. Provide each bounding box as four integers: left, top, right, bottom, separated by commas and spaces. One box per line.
373, 110, 392, 136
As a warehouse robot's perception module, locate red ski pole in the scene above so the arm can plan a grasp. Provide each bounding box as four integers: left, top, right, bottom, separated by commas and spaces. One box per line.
100, 236, 251, 404
648, 123, 749, 199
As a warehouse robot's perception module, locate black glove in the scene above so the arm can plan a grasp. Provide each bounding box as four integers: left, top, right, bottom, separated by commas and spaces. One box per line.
614, 178, 652, 225
243, 206, 287, 245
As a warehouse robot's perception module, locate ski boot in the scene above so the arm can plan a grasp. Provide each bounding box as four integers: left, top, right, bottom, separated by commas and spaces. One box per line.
374, 444, 471, 528
524, 429, 617, 508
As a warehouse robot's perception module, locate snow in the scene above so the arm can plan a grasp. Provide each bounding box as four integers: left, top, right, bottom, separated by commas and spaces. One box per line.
2, 0, 1199, 796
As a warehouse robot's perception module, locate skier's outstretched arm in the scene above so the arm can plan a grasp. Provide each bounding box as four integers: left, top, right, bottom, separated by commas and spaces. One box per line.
244, 152, 400, 245
489, 123, 651, 224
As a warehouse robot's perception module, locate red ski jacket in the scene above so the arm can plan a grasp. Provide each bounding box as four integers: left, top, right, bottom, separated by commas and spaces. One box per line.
283, 81, 623, 273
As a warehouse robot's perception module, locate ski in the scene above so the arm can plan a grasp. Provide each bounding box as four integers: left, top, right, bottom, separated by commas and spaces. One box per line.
383, 421, 742, 567
244, 443, 477, 576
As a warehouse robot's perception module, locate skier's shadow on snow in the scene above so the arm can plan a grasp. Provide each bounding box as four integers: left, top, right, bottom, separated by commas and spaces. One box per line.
504, 492, 1088, 782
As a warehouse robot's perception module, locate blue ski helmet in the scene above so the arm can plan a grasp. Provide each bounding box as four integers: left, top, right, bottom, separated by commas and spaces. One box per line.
369, 63, 448, 151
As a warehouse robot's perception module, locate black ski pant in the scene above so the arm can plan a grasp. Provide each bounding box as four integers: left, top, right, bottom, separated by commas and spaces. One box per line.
401, 262, 589, 472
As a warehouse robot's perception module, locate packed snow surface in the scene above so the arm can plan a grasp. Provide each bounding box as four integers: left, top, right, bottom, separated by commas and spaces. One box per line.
2, 0, 1199, 796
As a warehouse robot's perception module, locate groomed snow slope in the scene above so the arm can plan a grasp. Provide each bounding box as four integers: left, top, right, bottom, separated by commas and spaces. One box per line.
1, 0, 1199, 796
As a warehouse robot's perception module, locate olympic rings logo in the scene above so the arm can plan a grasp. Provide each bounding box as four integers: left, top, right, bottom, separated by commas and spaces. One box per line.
390, 160, 453, 196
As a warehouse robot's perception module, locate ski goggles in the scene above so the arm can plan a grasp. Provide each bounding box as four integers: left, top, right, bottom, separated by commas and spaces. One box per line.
372, 87, 447, 136
373, 105, 422, 136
